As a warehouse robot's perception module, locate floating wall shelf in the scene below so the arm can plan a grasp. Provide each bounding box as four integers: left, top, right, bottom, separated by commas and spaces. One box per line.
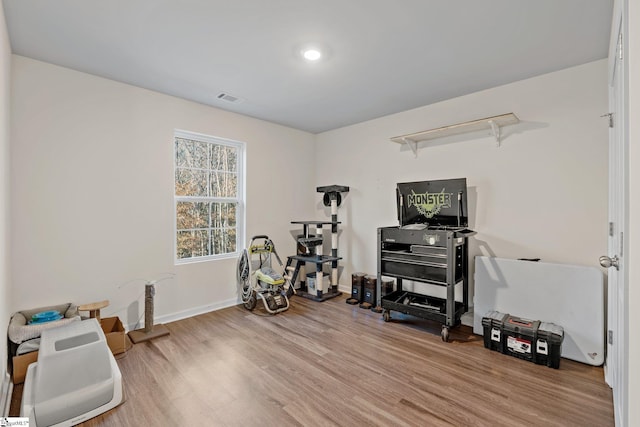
390, 113, 520, 157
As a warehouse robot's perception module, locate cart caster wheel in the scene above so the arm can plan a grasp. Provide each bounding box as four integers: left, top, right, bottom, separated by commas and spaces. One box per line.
441, 326, 450, 342
383, 310, 391, 322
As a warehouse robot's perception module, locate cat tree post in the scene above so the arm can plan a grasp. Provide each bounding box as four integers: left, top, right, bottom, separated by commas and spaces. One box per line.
128, 282, 170, 343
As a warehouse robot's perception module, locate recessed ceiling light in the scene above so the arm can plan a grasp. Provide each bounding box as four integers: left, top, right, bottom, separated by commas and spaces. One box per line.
303, 49, 322, 61
297, 43, 330, 62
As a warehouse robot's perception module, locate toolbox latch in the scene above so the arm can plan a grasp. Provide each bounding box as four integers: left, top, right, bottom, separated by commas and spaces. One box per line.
537, 339, 549, 355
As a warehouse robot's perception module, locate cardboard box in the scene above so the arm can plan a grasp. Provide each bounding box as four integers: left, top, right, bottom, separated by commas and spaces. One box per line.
12, 351, 39, 384
100, 316, 126, 355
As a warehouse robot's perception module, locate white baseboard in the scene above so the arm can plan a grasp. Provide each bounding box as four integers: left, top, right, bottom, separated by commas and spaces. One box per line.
1, 371, 12, 417
338, 285, 350, 295
461, 307, 474, 327
125, 297, 239, 332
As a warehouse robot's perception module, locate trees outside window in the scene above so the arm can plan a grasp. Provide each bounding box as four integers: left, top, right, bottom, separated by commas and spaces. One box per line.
174, 130, 244, 263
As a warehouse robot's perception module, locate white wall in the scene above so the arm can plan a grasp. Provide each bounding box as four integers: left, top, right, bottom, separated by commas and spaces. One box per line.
10, 56, 316, 329
0, 0, 12, 392
627, 0, 639, 424
315, 60, 608, 301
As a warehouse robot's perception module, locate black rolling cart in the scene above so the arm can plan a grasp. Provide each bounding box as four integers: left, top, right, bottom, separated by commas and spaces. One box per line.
376, 177, 475, 342
377, 226, 474, 341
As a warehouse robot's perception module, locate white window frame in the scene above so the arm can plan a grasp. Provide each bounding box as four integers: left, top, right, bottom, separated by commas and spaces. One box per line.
173, 129, 245, 264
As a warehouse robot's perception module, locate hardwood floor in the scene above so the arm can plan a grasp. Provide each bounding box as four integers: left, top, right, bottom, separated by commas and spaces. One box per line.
11, 294, 614, 426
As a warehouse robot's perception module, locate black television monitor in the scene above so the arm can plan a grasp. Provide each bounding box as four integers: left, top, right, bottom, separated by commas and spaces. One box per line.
396, 178, 468, 228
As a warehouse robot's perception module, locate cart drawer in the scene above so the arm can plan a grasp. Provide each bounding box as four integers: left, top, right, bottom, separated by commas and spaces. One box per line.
381, 258, 463, 283
381, 259, 448, 283
381, 249, 446, 266
410, 245, 447, 256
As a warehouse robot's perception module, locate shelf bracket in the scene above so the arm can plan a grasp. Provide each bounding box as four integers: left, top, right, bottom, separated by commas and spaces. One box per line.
488, 120, 501, 147
402, 137, 418, 158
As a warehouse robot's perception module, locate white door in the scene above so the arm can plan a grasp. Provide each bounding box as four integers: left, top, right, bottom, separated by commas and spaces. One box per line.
602, 9, 627, 426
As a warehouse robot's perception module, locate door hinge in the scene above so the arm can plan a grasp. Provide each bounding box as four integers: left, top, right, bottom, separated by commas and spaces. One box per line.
619, 31, 623, 60
609, 222, 614, 236
620, 231, 624, 257
608, 330, 614, 345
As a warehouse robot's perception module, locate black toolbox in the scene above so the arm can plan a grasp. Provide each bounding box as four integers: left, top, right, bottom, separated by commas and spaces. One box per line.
481, 311, 564, 369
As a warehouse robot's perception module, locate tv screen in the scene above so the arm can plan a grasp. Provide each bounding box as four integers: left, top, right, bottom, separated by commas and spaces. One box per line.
396, 178, 468, 228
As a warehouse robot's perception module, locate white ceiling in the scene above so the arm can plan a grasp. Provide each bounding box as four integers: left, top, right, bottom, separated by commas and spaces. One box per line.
3, 1, 613, 134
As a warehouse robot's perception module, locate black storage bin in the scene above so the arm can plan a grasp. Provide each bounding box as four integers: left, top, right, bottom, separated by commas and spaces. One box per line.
482, 310, 508, 352
535, 322, 564, 369
503, 315, 540, 363
347, 272, 366, 305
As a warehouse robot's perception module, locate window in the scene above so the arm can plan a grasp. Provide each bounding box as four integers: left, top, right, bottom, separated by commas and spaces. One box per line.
174, 130, 244, 263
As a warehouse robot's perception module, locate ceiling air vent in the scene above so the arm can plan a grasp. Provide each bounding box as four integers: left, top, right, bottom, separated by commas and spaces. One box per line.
216, 92, 244, 104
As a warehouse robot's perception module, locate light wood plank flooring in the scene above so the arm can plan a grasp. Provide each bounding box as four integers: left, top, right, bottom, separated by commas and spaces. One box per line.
11, 294, 614, 426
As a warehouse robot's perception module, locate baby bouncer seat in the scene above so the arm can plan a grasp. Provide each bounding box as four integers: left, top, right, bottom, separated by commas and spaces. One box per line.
237, 235, 293, 314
